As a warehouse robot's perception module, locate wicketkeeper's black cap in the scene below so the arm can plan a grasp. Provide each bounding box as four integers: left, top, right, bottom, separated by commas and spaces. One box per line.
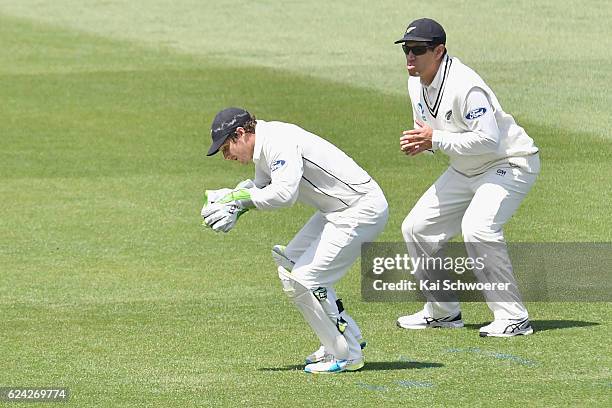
207, 107, 252, 156
394, 18, 446, 45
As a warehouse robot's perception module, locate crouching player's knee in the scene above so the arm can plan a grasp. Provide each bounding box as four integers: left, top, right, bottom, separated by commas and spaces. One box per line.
272, 245, 295, 272
401, 213, 428, 242
461, 219, 503, 243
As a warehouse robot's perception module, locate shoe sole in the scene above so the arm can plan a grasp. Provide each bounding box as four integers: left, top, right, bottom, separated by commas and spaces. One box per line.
479, 327, 534, 337
304, 360, 364, 374
345, 360, 365, 372
396, 320, 465, 330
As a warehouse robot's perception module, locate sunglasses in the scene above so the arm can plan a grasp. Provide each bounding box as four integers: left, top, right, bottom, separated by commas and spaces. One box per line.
401, 44, 435, 56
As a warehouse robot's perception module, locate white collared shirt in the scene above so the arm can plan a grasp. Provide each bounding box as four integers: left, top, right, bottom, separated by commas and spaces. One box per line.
408, 54, 539, 176
249, 120, 376, 213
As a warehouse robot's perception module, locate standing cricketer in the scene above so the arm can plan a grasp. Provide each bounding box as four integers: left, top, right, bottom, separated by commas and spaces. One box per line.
202, 108, 388, 372
394, 18, 540, 337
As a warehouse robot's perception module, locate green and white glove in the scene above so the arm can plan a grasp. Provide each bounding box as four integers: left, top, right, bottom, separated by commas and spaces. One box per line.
203, 180, 254, 208
201, 188, 232, 229
204, 188, 233, 207
217, 188, 254, 209
201, 189, 255, 233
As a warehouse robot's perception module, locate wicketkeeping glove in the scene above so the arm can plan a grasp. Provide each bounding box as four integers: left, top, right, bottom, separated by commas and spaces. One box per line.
201, 189, 255, 233
201, 202, 241, 233
203, 188, 233, 207
200, 181, 255, 216
201, 187, 232, 229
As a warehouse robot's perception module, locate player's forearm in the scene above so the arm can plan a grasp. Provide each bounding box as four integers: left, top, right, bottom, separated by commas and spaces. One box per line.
249, 183, 299, 210
432, 130, 498, 155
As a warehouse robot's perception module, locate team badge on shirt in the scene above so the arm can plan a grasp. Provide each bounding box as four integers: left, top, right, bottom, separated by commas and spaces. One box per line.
465, 107, 487, 120
271, 159, 286, 172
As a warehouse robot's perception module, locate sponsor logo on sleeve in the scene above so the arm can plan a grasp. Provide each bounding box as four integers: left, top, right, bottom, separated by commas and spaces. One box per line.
465, 107, 487, 120
271, 159, 286, 172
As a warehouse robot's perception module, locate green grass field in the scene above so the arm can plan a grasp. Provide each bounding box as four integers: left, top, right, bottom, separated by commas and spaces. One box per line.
1, 1, 610, 406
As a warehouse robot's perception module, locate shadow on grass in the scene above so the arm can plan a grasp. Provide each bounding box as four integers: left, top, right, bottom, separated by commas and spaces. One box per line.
360, 361, 443, 371
464, 320, 599, 332
258, 361, 443, 372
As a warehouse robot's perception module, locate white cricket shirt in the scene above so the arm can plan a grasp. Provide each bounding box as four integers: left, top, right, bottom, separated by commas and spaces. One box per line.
249, 120, 376, 213
408, 54, 540, 176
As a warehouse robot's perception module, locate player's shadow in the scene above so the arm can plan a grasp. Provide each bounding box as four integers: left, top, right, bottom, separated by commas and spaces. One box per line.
258, 360, 443, 372
361, 361, 443, 371
464, 320, 599, 332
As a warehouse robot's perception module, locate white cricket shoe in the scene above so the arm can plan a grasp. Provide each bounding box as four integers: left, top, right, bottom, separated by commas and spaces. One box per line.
396, 310, 464, 329
304, 357, 364, 374
305, 340, 367, 364
479, 318, 534, 337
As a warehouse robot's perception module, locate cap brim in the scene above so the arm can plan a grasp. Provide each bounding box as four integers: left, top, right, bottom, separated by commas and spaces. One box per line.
206, 134, 230, 156
394, 35, 434, 44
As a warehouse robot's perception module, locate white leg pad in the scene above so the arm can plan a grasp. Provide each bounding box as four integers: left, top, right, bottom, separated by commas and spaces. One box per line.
328, 289, 363, 343
277, 267, 349, 360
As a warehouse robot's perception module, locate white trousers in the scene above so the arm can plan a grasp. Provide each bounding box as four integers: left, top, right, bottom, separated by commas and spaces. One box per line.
401, 162, 538, 320
284, 186, 388, 358
286, 186, 389, 289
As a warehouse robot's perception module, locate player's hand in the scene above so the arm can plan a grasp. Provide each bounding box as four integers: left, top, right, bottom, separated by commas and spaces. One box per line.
201, 202, 244, 233
204, 188, 233, 206
400, 120, 433, 156
201, 189, 254, 233
216, 188, 254, 209
201, 188, 233, 231
203, 181, 255, 210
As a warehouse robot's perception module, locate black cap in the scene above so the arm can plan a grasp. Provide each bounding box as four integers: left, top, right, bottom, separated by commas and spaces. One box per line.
207, 107, 252, 156
394, 18, 446, 45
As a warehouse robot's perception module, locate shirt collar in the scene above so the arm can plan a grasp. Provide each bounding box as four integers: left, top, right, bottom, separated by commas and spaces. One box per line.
423, 53, 449, 91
